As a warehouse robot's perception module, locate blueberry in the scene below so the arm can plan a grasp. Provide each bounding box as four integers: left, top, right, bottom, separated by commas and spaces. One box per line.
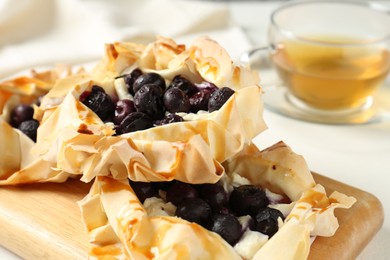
208, 87, 235, 112
195, 81, 219, 92
119, 112, 153, 134
134, 84, 165, 120
79, 91, 91, 102
229, 185, 269, 216
113, 99, 136, 125
133, 73, 166, 94
81, 85, 115, 121
166, 181, 198, 206
129, 180, 158, 203
36, 95, 44, 107
163, 87, 191, 113
124, 68, 143, 95
152, 181, 175, 191
18, 119, 39, 142
175, 198, 211, 226
154, 113, 184, 126
189, 87, 216, 113
10, 104, 34, 128
254, 207, 284, 237
209, 214, 242, 245
169, 75, 198, 96
197, 182, 228, 212
216, 207, 231, 215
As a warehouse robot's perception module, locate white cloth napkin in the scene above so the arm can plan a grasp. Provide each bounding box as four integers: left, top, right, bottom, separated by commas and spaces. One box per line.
0, 0, 253, 78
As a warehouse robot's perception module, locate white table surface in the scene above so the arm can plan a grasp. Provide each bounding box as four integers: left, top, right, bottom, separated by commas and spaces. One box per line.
1, 1, 389, 259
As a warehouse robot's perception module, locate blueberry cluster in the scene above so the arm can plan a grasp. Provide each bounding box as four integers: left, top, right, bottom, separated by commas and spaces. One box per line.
9, 104, 39, 142
129, 179, 285, 246
80, 69, 235, 135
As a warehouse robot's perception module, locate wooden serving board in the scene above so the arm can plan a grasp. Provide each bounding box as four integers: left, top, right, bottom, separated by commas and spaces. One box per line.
0, 173, 384, 260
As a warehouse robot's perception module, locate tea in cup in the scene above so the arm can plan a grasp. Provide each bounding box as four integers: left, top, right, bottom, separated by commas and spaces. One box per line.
248, 0, 390, 123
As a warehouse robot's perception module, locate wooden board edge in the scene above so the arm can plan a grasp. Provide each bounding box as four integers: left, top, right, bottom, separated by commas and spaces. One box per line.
310, 173, 384, 260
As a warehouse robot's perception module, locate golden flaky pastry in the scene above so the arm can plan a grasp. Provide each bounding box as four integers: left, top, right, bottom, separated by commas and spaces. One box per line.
79, 142, 355, 260
0, 64, 83, 116
0, 36, 266, 184
94, 36, 260, 90
0, 65, 83, 182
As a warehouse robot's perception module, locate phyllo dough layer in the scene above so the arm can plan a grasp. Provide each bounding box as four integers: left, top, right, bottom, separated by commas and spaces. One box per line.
0, 37, 266, 185
79, 142, 355, 260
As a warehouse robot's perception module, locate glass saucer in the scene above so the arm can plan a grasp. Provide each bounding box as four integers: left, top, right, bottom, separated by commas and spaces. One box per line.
241, 48, 390, 125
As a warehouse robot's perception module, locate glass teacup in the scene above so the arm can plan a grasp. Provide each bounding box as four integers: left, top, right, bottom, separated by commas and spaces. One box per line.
244, 0, 390, 124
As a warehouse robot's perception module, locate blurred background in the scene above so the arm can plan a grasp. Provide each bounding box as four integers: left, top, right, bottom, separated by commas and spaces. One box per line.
0, 0, 245, 77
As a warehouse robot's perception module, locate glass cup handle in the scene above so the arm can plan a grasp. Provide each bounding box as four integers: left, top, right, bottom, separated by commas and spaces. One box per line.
239, 45, 283, 88
240, 46, 269, 64
240, 45, 278, 78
